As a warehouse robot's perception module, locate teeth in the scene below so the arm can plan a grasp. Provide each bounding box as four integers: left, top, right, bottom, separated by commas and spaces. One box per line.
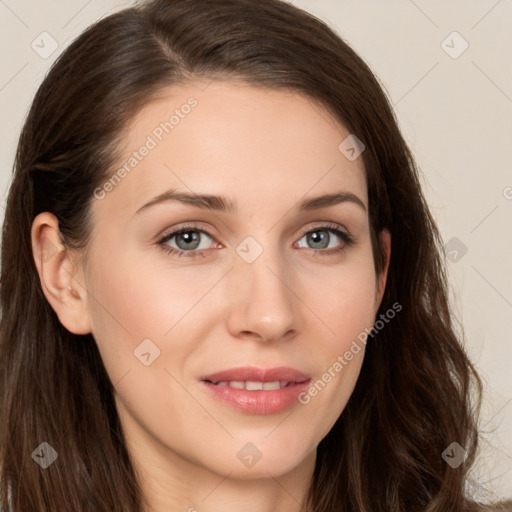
246, 381, 263, 390
213, 380, 288, 390
262, 381, 281, 390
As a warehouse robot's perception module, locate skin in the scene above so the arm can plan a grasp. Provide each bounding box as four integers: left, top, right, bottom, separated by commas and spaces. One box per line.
31, 80, 391, 512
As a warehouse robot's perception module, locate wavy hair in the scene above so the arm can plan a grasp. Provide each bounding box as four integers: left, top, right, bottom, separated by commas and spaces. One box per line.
0, 0, 496, 510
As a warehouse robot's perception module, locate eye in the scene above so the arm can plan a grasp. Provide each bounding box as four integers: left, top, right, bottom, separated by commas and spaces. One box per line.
296, 223, 356, 256
157, 222, 356, 259
158, 223, 216, 258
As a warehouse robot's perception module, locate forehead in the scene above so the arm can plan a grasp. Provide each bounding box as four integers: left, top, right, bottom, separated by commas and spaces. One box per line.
94, 80, 367, 220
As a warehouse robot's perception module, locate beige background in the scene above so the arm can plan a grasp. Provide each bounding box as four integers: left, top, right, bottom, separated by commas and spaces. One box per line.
1, 0, 511, 502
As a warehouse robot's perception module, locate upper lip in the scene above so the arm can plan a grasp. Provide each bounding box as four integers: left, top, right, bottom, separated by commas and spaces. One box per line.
200, 366, 310, 384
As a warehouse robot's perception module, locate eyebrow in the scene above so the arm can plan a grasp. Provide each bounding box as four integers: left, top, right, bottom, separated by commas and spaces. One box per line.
134, 188, 367, 216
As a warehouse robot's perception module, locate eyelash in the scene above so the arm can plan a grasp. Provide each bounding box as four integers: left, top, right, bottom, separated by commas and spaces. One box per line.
157, 222, 356, 259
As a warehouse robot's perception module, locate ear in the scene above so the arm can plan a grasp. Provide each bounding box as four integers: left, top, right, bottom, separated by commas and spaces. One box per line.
374, 228, 391, 310
31, 212, 92, 335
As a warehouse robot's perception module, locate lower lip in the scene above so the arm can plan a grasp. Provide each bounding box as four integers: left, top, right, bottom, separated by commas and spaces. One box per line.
201, 380, 311, 415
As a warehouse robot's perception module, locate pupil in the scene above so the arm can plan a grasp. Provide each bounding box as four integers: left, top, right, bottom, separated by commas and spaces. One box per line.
178, 230, 200, 250
175, 229, 330, 251
309, 230, 328, 249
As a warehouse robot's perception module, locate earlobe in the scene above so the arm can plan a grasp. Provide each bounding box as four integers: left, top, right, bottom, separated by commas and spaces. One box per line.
31, 212, 92, 335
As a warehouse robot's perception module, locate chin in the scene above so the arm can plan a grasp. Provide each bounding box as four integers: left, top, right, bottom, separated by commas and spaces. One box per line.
208, 438, 316, 480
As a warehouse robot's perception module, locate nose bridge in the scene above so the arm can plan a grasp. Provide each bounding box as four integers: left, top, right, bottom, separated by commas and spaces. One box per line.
226, 232, 299, 341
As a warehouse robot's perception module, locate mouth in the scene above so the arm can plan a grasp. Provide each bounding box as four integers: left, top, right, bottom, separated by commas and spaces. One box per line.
200, 365, 310, 384
199, 366, 311, 415
204, 380, 296, 390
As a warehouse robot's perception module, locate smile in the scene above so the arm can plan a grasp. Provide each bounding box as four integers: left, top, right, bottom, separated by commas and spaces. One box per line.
200, 366, 311, 415
207, 380, 291, 390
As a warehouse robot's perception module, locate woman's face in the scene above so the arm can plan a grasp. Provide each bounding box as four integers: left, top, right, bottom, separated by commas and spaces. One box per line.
49, 81, 390, 482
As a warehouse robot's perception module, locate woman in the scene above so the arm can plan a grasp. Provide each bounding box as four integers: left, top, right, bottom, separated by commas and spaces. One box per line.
0, 0, 507, 510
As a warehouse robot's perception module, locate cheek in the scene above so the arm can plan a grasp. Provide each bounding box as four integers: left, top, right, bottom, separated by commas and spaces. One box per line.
297, 254, 377, 415
84, 240, 224, 385
310, 255, 378, 349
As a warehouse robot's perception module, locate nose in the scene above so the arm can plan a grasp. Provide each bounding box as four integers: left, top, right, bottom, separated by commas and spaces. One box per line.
225, 241, 301, 344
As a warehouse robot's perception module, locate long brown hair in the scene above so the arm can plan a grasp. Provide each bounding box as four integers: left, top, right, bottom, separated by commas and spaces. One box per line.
0, 0, 496, 510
